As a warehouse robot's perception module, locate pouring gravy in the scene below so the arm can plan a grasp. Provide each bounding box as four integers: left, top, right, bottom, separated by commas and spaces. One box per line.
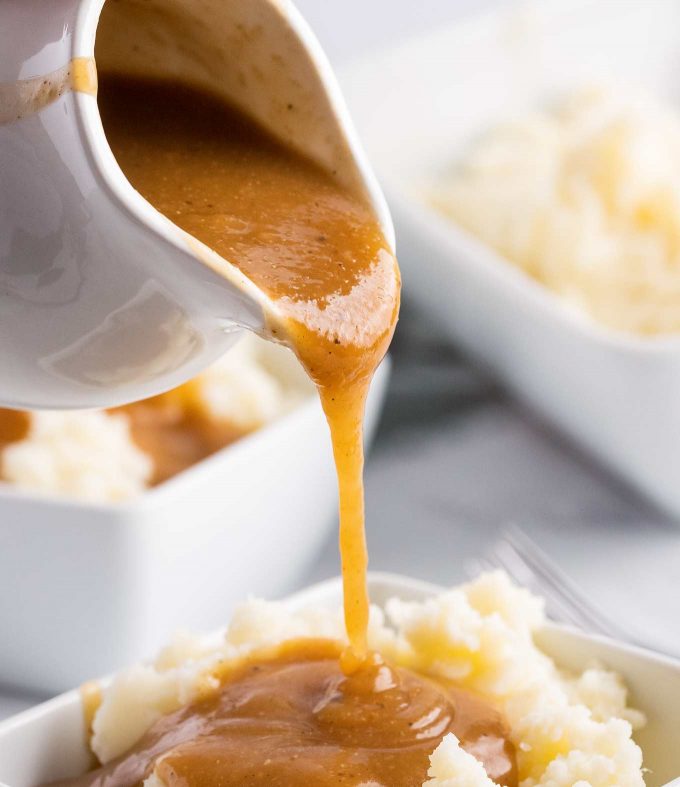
98, 74, 399, 666
54, 74, 517, 786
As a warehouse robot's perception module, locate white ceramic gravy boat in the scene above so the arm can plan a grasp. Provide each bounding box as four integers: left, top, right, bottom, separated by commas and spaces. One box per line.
0, 0, 393, 409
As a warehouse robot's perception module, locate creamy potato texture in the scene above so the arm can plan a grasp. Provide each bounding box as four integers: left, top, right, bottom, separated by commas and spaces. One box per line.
431, 88, 680, 335
87, 573, 644, 787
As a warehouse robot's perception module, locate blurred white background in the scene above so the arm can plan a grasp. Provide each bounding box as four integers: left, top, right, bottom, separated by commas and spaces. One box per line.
295, 0, 499, 62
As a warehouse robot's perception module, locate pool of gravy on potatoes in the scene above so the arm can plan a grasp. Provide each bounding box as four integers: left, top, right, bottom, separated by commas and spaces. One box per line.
50, 74, 517, 787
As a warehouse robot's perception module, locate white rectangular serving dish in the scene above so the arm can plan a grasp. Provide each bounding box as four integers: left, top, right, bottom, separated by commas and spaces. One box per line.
0, 572, 678, 787
339, 0, 680, 517
0, 359, 390, 695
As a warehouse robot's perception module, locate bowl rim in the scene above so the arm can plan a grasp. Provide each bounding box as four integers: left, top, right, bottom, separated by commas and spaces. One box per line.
289, 571, 680, 672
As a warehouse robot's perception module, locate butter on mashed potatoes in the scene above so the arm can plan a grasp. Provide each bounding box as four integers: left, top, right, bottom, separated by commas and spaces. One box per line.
90, 572, 645, 787
431, 88, 680, 335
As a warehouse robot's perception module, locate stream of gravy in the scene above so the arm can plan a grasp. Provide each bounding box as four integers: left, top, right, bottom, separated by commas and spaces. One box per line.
44, 75, 517, 786
98, 75, 399, 666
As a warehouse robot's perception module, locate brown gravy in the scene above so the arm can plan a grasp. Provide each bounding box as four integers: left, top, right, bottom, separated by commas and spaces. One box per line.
59, 640, 516, 787
0, 409, 30, 453
46, 75, 517, 787
111, 386, 245, 486
98, 74, 400, 665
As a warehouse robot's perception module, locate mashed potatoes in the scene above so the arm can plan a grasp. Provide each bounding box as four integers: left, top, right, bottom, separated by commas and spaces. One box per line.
1, 410, 153, 502
0, 334, 311, 502
431, 88, 680, 335
90, 572, 644, 787
190, 332, 311, 431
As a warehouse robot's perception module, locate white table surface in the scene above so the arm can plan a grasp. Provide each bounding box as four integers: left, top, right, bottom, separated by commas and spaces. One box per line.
2, 0, 679, 721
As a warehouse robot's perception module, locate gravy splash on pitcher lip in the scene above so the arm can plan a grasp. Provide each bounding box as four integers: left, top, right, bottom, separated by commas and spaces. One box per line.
0, 57, 96, 125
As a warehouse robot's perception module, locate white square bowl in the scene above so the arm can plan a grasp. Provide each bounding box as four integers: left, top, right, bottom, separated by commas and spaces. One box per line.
0, 359, 390, 695
338, 0, 680, 517
0, 571, 678, 787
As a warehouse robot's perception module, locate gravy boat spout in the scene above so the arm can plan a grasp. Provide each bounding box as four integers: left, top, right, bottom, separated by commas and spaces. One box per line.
0, 0, 393, 410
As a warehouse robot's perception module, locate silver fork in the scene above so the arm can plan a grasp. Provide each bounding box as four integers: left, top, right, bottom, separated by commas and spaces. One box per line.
468, 524, 642, 646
